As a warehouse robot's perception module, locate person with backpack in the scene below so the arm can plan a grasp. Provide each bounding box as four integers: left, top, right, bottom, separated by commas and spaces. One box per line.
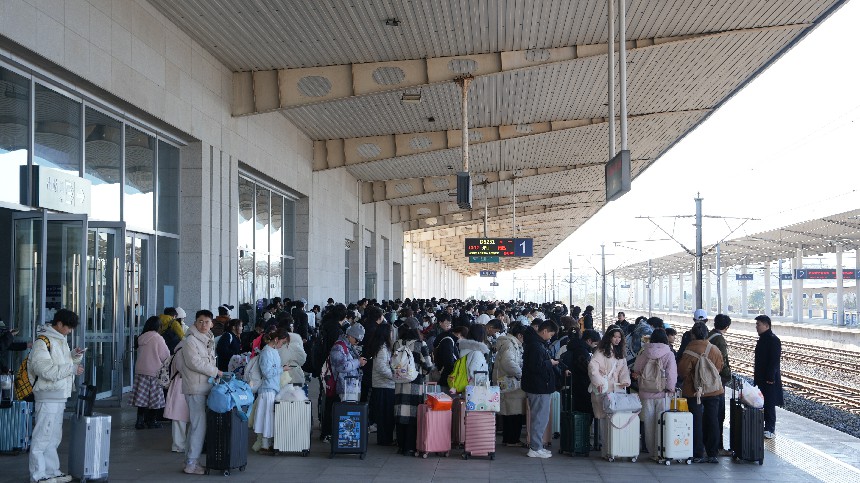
632, 329, 678, 460
450, 324, 490, 390
215, 319, 243, 372
321, 322, 366, 443
435, 326, 466, 392
581, 306, 595, 331
130, 316, 170, 430
392, 320, 433, 456
367, 324, 396, 446
27, 309, 84, 483
252, 329, 290, 454
708, 314, 733, 455
678, 321, 724, 463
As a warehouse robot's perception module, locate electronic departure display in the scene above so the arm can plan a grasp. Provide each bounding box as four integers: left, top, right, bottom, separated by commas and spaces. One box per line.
464, 238, 533, 257
795, 269, 859, 280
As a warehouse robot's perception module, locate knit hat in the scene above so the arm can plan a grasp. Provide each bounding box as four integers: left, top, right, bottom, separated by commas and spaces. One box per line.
175, 307, 187, 320
346, 323, 365, 342
404, 317, 421, 330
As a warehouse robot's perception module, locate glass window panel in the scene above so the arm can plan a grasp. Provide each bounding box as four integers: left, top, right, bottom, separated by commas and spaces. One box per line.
238, 177, 254, 249
270, 257, 282, 300
238, 250, 254, 325
124, 125, 155, 230
283, 198, 294, 256
156, 236, 179, 310
255, 186, 269, 253
282, 257, 294, 300
255, 253, 269, 302
0, 67, 29, 204
270, 193, 282, 258
157, 141, 180, 234
34, 83, 81, 176
84, 108, 122, 221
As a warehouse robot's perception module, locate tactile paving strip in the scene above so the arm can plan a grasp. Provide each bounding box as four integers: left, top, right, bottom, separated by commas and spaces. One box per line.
764, 436, 860, 483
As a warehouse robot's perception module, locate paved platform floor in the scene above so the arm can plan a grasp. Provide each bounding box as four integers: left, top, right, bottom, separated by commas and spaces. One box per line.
4, 396, 860, 483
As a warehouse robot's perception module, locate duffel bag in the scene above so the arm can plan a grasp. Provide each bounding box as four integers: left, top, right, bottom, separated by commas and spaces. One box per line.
602, 391, 641, 414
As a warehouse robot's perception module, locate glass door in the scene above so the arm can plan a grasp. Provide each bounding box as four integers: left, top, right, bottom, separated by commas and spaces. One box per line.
124, 232, 151, 393
86, 224, 124, 400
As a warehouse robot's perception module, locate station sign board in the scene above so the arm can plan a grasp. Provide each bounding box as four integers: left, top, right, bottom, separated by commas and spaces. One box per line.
736, 274, 754, 281
479, 270, 497, 277
620, 284, 631, 288
779, 273, 793, 280
464, 238, 533, 257
794, 269, 859, 280
490, 282, 500, 286
469, 256, 499, 263
605, 150, 631, 202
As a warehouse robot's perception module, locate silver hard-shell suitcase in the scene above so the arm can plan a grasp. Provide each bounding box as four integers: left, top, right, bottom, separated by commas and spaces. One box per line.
68, 385, 110, 482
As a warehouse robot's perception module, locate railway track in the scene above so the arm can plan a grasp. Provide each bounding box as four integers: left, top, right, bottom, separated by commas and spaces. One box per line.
670, 323, 860, 414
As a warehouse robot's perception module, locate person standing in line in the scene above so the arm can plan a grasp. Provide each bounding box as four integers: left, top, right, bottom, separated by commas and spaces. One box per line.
754, 315, 782, 439
678, 322, 724, 463
581, 306, 595, 331
131, 316, 170, 430
521, 319, 560, 458
494, 323, 527, 447
588, 327, 631, 420
252, 329, 289, 454
632, 328, 677, 460
28, 309, 85, 483
367, 324, 396, 446
178, 310, 222, 475
708, 314, 733, 455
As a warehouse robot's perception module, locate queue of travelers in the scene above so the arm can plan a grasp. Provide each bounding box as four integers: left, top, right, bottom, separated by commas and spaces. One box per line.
17, 298, 784, 482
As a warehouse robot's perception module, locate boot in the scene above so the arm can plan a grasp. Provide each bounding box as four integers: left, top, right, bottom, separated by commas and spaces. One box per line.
145, 408, 161, 429
135, 407, 146, 430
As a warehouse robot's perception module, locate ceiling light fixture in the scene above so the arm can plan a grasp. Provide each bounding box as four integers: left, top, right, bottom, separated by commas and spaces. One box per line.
401, 91, 422, 104
385, 18, 401, 27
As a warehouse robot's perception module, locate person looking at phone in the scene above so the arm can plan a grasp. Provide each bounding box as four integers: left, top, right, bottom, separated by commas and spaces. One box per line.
28, 309, 85, 483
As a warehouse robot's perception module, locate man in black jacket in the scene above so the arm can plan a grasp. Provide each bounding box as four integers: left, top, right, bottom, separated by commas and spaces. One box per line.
754, 315, 782, 439
522, 319, 559, 458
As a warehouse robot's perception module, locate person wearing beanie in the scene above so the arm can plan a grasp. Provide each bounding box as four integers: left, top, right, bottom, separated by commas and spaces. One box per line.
328, 324, 367, 431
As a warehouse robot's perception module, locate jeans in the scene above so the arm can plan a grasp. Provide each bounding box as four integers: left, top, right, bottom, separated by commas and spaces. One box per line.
526, 393, 551, 451
29, 401, 65, 481
172, 420, 188, 452
763, 395, 777, 433
688, 395, 721, 457
185, 394, 207, 464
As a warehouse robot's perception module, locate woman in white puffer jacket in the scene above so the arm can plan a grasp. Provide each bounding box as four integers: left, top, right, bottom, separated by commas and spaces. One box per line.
493, 325, 527, 446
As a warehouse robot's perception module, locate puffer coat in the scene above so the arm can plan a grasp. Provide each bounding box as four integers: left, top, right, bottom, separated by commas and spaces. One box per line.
492, 334, 525, 415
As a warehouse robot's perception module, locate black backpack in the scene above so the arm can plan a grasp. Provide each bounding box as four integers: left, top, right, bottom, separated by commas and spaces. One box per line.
160, 327, 181, 353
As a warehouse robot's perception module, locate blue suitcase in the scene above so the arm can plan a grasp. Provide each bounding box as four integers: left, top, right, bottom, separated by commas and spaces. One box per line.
0, 400, 33, 454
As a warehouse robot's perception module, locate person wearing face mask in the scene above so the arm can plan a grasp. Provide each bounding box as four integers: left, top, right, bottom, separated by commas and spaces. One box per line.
494, 323, 527, 447
587, 327, 631, 421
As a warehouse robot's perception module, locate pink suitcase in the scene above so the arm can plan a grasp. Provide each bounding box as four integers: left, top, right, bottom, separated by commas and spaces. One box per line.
417, 404, 452, 458
451, 396, 466, 447
462, 411, 496, 460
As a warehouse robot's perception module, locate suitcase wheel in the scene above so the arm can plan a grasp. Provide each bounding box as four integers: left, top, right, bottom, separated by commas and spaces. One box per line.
489, 452, 495, 460
631, 457, 637, 463
462, 452, 469, 460
607, 457, 615, 462
421, 452, 428, 459
301, 450, 309, 457
758, 459, 763, 465
360, 453, 366, 460
685, 458, 692, 465
223, 470, 230, 476
239, 465, 246, 471
664, 460, 671, 466
204, 468, 210, 475
444, 452, 449, 457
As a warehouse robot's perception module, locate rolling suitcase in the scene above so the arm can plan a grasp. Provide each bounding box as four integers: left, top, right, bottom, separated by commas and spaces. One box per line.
330, 400, 369, 459
417, 403, 451, 458
273, 400, 312, 456
68, 385, 111, 482
451, 395, 466, 447
730, 375, 764, 465
550, 391, 561, 438
462, 411, 496, 460
601, 411, 640, 462
558, 378, 590, 456
0, 400, 32, 454
205, 408, 249, 475
657, 393, 693, 465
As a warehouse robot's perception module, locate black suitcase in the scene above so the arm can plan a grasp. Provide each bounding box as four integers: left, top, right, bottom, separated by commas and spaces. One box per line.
729, 376, 764, 465
558, 375, 590, 456
205, 408, 249, 475
330, 400, 368, 459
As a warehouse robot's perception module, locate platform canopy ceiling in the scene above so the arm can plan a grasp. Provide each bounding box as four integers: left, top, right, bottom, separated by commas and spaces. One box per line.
615, 209, 860, 280
149, 0, 846, 275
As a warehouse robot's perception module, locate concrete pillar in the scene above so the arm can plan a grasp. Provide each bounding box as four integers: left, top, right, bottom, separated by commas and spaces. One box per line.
793, 248, 803, 322
856, 250, 860, 326
740, 264, 749, 318
764, 262, 772, 317
720, 270, 728, 315
837, 246, 844, 325
678, 273, 684, 312
705, 267, 712, 314
633, 279, 639, 309
668, 274, 673, 313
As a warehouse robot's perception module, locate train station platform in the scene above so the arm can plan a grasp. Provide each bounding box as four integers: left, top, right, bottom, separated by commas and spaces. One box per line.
4, 396, 859, 483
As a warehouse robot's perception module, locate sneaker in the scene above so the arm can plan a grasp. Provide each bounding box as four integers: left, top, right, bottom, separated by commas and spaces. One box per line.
707, 456, 719, 464
322, 435, 332, 443
368, 424, 378, 433
34, 478, 58, 483
53, 475, 73, 483
692, 457, 709, 464
718, 448, 734, 457
172, 447, 186, 453
538, 448, 553, 458
763, 431, 775, 439
183, 463, 205, 475
527, 449, 551, 458
504, 441, 525, 447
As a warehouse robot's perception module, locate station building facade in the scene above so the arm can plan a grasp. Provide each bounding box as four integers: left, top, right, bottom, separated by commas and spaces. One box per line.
0, 0, 466, 402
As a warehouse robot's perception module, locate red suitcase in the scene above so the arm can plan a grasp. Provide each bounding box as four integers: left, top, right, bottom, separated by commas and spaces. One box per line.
417, 404, 452, 458
462, 411, 496, 460
451, 396, 466, 447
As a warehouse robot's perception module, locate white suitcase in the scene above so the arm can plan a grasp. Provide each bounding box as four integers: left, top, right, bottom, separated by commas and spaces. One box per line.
68, 414, 111, 482
658, 395, 693, 465
273, 400, 312, 456
601, 412, 640, 462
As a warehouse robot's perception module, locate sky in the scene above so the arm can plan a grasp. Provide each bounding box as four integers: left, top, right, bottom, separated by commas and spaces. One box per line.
467, 0, 860, 300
